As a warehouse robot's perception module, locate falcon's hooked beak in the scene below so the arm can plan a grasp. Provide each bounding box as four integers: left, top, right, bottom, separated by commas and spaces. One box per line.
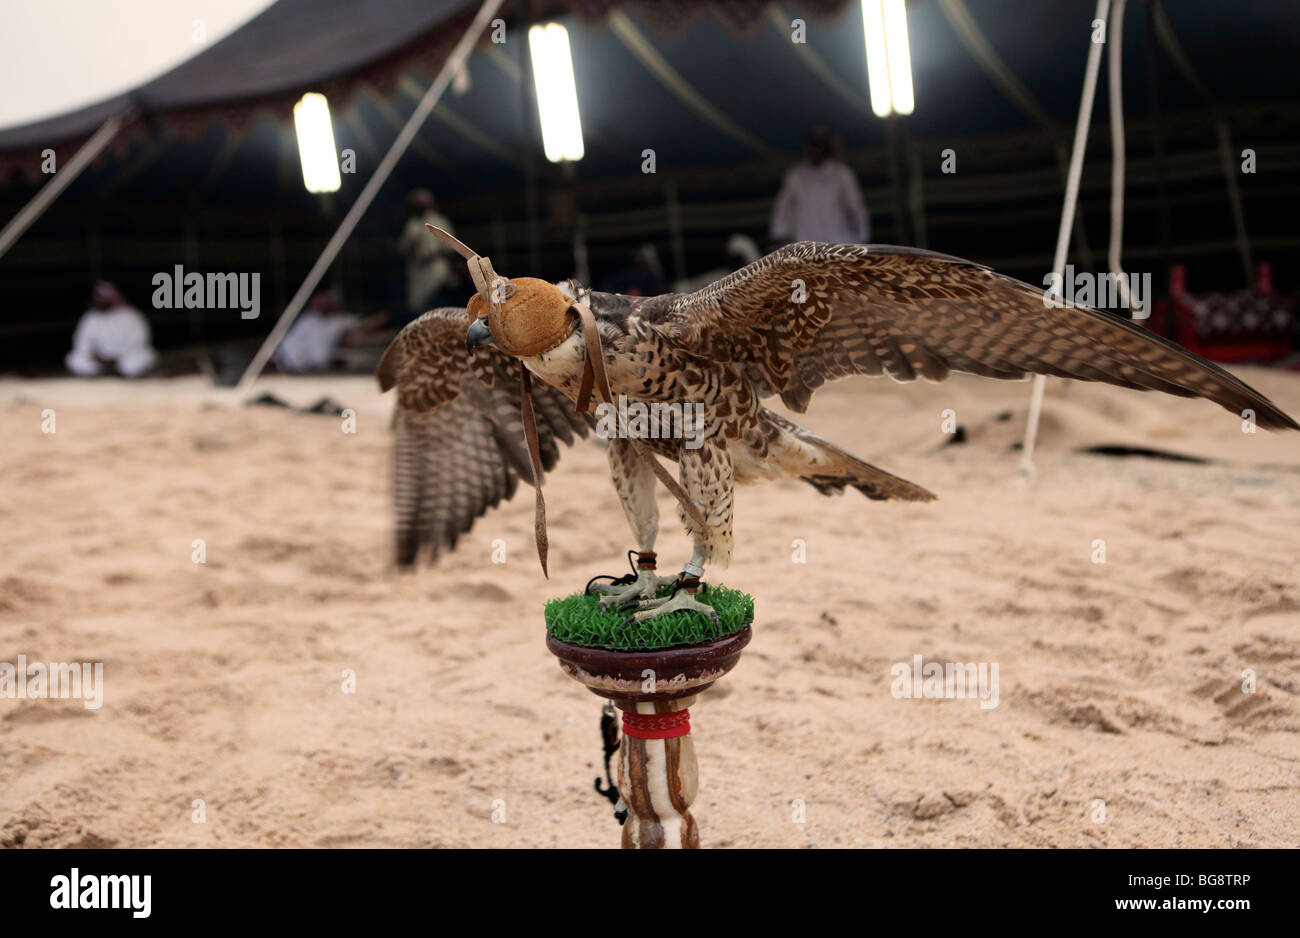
465, 316, 493, 353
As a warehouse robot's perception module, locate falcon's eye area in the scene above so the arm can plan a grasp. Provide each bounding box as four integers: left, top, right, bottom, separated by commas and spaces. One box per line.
488, 277, 576, 357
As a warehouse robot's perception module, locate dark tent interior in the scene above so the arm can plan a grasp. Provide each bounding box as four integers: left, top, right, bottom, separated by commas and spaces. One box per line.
1, 0, 1297, 371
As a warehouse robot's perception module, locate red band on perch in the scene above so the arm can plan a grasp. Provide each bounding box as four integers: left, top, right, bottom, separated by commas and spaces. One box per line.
622, 708, 691, 740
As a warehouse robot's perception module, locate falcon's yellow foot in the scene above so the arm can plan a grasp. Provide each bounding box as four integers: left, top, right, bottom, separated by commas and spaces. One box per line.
592, 569, 676, 611
620, 588, 720, 628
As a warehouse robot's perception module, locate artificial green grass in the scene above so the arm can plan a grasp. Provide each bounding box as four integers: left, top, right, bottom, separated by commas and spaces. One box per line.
545, 584, 753, 651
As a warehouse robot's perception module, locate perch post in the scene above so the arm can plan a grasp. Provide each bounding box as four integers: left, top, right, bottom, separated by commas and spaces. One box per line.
546, 625, 751, 849
616, 696, 700, 849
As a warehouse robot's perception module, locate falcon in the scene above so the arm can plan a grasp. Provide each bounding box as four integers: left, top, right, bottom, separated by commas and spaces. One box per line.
376, 234, 1298, 625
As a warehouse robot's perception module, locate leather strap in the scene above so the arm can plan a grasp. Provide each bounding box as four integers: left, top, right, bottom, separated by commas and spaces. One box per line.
519, 368, 549, 577
432, 224, 553, 577
573, 302, 606, 416
571, 302, 707, 531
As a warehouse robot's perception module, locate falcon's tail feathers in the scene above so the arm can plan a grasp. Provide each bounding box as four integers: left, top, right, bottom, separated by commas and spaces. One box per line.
760, 407, 937, 502
800, 445, 937, 503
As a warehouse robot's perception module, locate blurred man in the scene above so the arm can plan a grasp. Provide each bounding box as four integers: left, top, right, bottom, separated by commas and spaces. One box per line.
274, 290, 377, 373
398, 188, 457, 319
770, 127, 870, 245
65, 281, 158, 377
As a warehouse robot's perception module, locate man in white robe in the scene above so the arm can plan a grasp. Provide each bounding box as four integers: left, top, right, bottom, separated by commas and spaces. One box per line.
273, 291, 362, 373
770, 127, 870, 245
65, 282, 158, 377
398, 188, 457, 319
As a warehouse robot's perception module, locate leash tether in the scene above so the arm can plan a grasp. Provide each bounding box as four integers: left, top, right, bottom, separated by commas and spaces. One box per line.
594, 701, 627, 825
519, 367, 549, 577
570, 302, 707, 530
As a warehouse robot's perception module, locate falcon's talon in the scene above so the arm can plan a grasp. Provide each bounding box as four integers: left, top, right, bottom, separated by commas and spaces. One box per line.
614, 599, 642, 613
620, 589, 720, 627
628, 592, 672, 611
592, 569, 675, 611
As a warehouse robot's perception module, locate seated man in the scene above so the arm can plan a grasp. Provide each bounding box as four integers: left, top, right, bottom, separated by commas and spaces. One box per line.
66, 282, 158, 377
273, 290, 379, 373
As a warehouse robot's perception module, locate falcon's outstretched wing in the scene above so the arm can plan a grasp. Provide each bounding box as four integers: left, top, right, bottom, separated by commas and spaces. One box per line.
649, 242, 1298, 430
376, 308, 592, 565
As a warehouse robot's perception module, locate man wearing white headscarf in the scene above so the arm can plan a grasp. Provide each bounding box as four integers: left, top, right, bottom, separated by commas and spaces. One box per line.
274, 290, 363, 373
65, 282, 158, 377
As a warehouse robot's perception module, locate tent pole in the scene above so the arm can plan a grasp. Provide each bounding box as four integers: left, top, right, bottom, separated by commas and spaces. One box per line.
1106, 0, 1134, 313
235, 0, 505, 393
1018, 0, 1110, 480
1053, 143, 1096, 272
0, 113, 128, 262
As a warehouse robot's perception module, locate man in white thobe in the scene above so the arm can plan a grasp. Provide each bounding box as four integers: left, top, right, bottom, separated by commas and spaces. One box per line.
399, 188, 457, 318
273, 291, 361, 373
65, 282, 158, 377
770, 128, 870, 245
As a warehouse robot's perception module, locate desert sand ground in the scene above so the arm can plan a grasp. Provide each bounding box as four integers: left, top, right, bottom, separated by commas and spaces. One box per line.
1, 365, 1298, 849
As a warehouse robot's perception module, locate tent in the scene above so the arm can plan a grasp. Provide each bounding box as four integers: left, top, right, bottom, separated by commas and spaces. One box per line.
1, 0, 1296, 369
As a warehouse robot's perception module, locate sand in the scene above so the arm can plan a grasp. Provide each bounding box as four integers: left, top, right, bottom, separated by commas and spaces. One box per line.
1, 366, 1298, 848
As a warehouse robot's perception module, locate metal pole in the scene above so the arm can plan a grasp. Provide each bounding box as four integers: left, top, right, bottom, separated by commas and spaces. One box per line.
235, 0, 505, 393
1106, 0, 1134, 314
0, 113, 129, 261
1019, 0, 1110, 480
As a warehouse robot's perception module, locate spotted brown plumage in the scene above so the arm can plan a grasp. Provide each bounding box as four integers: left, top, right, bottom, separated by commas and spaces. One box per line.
649, 242, 1300, 428
376, 307, 591, 565
378, 242, 1298, 621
